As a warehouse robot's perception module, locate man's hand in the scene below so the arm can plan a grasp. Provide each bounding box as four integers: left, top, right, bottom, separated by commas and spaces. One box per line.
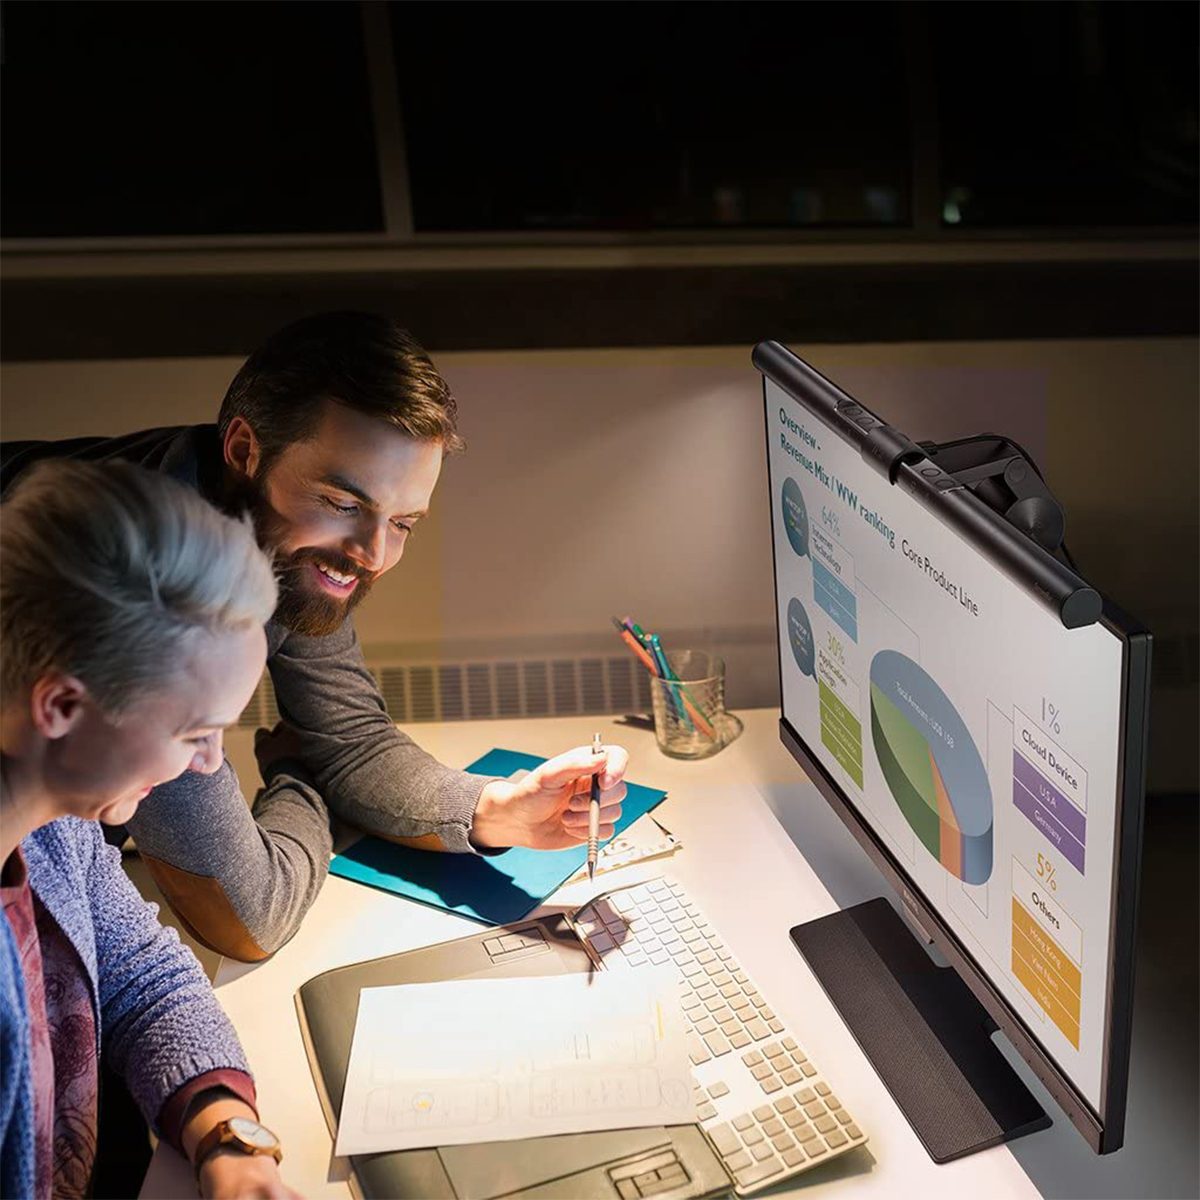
198, 1150, 302, 1199
470, 742, 629, 850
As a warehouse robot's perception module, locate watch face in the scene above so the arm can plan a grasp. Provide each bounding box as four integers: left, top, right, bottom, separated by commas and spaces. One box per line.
228, 1116, 278, 1149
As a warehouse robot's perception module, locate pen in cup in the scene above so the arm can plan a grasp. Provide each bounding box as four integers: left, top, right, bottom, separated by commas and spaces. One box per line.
586, 732, 603, 881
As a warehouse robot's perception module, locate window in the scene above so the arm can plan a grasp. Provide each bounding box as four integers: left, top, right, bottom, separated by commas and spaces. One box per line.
393, 2, 911, 232
1, 1, 382, 237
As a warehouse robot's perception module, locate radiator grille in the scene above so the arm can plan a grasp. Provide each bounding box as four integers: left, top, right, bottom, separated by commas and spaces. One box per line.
238, 654, 654, 728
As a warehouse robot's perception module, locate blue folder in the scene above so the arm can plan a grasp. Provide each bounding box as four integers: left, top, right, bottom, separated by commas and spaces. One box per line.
328, 748, 668, 926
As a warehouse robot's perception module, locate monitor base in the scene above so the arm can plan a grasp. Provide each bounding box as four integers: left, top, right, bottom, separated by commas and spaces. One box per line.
791, 898, 1051, 1163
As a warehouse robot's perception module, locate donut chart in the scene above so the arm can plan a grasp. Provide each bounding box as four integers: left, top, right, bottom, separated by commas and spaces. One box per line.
869, 650, 993, 884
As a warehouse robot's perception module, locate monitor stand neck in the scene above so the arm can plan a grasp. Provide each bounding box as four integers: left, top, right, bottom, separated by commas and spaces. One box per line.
791, 899, 1051, 1162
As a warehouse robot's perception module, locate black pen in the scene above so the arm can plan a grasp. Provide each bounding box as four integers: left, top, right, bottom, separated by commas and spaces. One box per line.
586, 732, 603, 881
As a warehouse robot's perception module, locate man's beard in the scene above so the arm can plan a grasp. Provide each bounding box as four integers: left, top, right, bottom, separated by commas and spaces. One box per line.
233, 475, 376, 637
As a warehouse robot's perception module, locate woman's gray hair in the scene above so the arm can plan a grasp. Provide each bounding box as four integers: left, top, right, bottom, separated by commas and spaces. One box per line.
1, 458, 278, 717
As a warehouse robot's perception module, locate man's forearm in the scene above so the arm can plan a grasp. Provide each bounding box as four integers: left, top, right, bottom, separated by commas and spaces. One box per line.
267, 622, 498, 851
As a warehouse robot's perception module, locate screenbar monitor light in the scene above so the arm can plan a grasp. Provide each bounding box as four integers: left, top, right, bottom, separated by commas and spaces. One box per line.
757, 341, 1151, 1161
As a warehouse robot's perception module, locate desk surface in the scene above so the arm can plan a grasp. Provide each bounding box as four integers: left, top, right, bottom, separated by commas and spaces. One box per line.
142, 711, 1197, 1200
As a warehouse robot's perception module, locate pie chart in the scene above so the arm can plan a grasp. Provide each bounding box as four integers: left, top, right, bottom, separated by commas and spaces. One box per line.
869, 650, 992, 884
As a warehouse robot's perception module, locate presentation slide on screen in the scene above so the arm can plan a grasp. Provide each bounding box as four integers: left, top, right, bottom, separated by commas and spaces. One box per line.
767, 379, 1124, 1110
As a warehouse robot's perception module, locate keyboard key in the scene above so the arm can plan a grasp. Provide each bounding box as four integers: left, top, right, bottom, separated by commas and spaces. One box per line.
724, 1150, 751, 1172
695, 949, 717, 965
815, 1115, 837, 1135
712, 971, 732, 987
696, 983, 718, 1000
783, 1111, 806, 1130
815, 1082, 831, 1096
797, 1125, 818, 1143
801, 1063, 818, 1077
781, 1036, 798, 1051
719, 1019, 741, 1038
746, 1018, 771, 1040
768, 1018, 785, 1033
836, 1111, 853, 1126
762, 1118, 784, 1137
803, 1101, 825, 1119
707, 1081, 730, 1099
826, 1130, 848, 1149
712, 1006, 734, 1025
730, 994, 753, 1012
782, 1147, 806, 1168
694, 1016, 716, 1035
771, 1133, 794, 1153
847, 1124, 863, 1141
760, 1077, 783, 1094
780, 1067, 802, 1086
719, 982, 741, 999
729, 1031, 751, 1049
752, 1105, 774, 1122
804, 1140, 827, 1159
751, 1141, 774, 1162
688, 1037, 711, 1065
681, 993, 702, 1011
732, 1113, 754, 1132
790, 1049, 808, 1065
734, 970, 748, 983
703, 1032, 732, 1057
796, 1088, 816, 1104
743, 1127, 764, 1146
751, 1063, 773, 1081
704, 961, 726, 977
773, 1096, 796, 1113
697, 1102, 717, 1121
763, 1041, 783, 1058
708, 1124, 740, 1156
760, 1008, 776, 1021
751, 995, 769, 1009
741, 1051, 763, 1067
734, 1157, 783, 1187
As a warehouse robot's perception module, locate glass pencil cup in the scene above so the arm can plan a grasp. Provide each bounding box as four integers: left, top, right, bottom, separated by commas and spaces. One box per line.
649, 650, 743, 760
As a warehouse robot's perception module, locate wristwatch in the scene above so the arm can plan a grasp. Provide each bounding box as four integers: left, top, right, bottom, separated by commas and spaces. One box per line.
193, 1116, 282, 1180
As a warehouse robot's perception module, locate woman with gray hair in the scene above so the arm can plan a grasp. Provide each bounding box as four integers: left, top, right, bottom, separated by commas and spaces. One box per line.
0, 460, 299, 1199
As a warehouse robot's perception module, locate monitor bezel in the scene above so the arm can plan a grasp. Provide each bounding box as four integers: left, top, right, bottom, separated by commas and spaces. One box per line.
760, 351, 1150, 1154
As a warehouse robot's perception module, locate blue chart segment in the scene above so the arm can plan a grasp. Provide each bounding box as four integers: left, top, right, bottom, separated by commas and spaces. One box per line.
869, 650, 993, 884
810, 525, 858, 641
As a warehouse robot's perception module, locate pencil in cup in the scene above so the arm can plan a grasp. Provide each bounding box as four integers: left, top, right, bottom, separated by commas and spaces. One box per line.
612, 624, 718, 741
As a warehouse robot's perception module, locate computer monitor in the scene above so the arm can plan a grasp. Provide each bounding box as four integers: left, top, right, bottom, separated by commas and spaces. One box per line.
756, 341, 1151, 1161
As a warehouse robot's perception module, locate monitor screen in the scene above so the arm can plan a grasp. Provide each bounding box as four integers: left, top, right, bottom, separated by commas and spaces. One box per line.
764, 368, 1134, 1119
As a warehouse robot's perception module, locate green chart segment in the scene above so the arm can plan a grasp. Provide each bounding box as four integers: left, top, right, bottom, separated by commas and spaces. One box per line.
819, 679, 863, 788
869, 650, 993, 884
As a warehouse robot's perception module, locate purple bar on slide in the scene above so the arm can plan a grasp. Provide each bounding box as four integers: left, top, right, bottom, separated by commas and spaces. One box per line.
1013, 779, 1086, 874
1012, 750, 1086, 844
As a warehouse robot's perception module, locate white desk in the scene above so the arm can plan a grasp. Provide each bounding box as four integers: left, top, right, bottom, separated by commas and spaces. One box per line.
140, 711, 1192, 1199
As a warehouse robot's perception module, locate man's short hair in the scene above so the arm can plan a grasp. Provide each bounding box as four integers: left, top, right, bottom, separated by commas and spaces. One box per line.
216, 311, 465, 466
1, 459, 278, 718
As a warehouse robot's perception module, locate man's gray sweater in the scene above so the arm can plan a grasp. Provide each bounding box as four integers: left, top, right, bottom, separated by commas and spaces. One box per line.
1, 426, 492, 959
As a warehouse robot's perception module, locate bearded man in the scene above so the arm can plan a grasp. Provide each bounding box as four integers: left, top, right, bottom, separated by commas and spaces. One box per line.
0, 312, 627, 962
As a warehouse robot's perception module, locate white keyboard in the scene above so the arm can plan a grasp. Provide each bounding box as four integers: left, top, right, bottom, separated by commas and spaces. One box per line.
569, 877, 868, 1196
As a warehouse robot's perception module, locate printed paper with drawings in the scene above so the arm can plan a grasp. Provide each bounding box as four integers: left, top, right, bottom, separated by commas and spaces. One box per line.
335, 968, 694, 1155
566, 814, 681, 883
